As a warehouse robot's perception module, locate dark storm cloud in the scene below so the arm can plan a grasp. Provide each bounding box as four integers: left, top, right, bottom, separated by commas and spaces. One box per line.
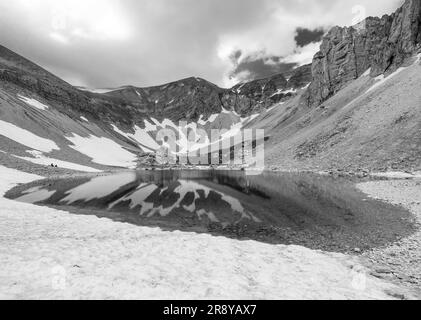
295, 28, 326, 47
0, 0, 403, 88
229, 55, 297, 82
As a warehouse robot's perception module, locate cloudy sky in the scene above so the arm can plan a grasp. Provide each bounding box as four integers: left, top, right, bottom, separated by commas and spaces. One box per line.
0, 0, 403, 88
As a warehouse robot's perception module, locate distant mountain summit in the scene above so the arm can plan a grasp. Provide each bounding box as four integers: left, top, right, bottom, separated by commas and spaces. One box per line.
0, 43, 311, 127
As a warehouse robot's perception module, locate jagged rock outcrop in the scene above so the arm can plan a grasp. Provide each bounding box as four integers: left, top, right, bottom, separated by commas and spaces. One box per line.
226, 64, 312, 114
307, 0, 421, 106
105, 64, 312, 122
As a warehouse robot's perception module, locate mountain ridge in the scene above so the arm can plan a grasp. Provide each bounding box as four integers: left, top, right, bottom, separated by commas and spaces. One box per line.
0, 43, 311, 126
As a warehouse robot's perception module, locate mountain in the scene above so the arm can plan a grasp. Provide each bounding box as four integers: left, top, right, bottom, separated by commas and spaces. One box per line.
306, 0, 421, 106
0, 40, 309, 171
253, 0, 421, 172
0, 0, 420, 173
0, 42, 310, 125
83, 65, 312, 123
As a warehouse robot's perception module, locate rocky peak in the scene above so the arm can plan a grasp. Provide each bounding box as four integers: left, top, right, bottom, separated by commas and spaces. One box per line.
307, 0, 421, 107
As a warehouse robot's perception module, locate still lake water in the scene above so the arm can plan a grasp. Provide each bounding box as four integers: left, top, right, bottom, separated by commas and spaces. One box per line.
9, 170, 415, 252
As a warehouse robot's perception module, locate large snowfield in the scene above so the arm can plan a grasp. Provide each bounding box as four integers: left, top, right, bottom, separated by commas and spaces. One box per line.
0, 165, 408, 300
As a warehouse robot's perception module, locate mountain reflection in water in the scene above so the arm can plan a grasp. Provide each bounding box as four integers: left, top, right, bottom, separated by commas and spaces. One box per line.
10, 170, 415, 252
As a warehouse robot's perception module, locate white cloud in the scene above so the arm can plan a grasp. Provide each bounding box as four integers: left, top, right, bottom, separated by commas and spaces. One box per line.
12, 0, 132, 43
281, 42, 323, 66
0, 0, 402, 88
223, 70, 252, 88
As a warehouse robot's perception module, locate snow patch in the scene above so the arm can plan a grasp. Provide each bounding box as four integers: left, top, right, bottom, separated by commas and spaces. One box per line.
66, 133, 137, 168
361, 68, 371, 77
301, 83, 311, 90
415, 53, 421, 64
221, 107, 231, 114
0, 120, 59, 153
244, 114, 260, 123
78, 87, 118, 94
367, 67, 407, 93
111, 125, 159, 152
270, 88, 297, 98
208, 114, 219, 123
144, 120, 157, 132
18, 95, 49, 110
236, 83, 246, 94
198, 115, 207, 126
371, 172, 421, 179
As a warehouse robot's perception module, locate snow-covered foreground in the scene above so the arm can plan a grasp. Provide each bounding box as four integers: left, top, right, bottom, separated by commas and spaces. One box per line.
0, 166, 407, 300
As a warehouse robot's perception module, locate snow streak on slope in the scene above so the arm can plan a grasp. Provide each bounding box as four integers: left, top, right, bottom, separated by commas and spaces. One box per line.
367, 67, 408, 93
17, 95, 49, 110
66, 134, 137, 168
0, 120, 59, 153
111, 125, 159, 152
271, 88, 297, 97
77, 87, 119, 94
367, 54, 421, 93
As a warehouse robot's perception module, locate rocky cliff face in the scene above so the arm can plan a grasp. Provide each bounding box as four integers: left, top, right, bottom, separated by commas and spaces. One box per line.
226, 64, 311, 115
307, 0, 421, 106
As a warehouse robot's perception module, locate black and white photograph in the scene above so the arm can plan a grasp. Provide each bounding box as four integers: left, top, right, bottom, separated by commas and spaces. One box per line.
0, 0, 420, 303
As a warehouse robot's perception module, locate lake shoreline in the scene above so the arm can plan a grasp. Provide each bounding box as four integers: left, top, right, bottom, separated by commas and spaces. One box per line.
1, 161, 420, 298
0, 164, 416, 300
357, 180, 421, 297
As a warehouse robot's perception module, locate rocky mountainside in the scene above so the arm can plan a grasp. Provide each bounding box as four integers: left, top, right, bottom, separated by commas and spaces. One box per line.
255, 0, 421, 172
98, 64, 311, 123
0, 44, 310, 128
229, 64, 311, 114
306, 0, 421, 107
0, 40, 310, 171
